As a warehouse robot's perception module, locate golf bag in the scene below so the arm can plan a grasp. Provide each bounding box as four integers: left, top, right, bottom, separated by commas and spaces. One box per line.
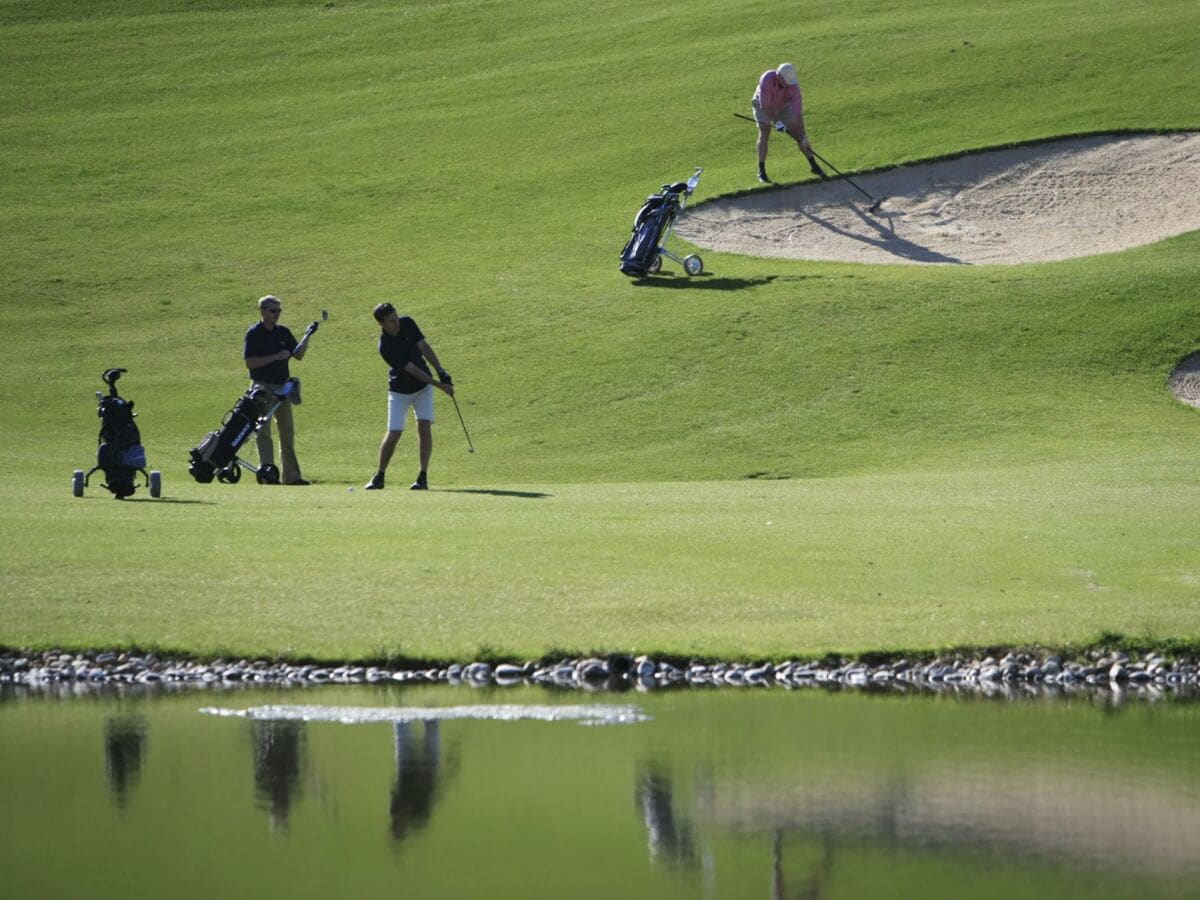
74, 368, 160, 499
619, 167, 704, 278
187, 379, 297, 485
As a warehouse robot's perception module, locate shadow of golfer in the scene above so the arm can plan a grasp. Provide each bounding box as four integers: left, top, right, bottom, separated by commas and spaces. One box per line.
441, 488, 552, 499
798, 203, 965, 265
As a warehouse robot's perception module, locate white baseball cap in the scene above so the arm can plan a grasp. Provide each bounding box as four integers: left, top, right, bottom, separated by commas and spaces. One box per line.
777, 63, 799, 86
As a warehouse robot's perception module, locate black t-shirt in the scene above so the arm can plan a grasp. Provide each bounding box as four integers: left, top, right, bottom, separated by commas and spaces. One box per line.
379, 316, 430, 394
244, 322, 297, 383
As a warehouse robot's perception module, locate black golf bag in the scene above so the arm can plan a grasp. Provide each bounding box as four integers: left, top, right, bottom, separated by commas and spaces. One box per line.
187, 379, 297, 485
74, 368, 160, 499
619, 168, 704, 278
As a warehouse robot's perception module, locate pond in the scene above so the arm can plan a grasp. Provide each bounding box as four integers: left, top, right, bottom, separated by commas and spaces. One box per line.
1, 682, 1197, 899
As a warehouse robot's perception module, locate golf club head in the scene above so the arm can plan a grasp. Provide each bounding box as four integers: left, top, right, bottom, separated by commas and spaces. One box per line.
321, 309, 329, 321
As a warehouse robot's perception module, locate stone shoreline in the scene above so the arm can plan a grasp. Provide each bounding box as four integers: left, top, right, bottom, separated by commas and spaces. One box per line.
3, 648, 1197, 701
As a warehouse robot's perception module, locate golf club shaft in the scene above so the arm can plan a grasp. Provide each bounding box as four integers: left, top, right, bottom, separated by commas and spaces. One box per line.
733, 113, 881, 206
809, 150, 879, 205
450, 394, 474, 452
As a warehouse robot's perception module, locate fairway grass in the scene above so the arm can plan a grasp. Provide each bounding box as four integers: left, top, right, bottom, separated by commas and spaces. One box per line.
4, 452, 1197, 662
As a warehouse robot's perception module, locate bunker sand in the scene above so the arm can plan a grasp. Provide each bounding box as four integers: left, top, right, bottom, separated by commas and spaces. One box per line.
1169, 352, 1200, 409
678, 133, 1200, 266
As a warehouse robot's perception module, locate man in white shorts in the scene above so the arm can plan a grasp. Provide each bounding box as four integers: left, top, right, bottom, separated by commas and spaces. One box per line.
364, 302, 455, 491
752, 62, 826, 184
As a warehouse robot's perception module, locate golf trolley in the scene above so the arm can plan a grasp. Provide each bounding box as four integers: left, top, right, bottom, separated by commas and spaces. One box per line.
73, 368, 161, 499
619, 167, 705, 278
187, 379, 299, 485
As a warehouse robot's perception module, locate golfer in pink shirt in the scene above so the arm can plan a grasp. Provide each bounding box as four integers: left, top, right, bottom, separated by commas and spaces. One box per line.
752, 63, 826, 183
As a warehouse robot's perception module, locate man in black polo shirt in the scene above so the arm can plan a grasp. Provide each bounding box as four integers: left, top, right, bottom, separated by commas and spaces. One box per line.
364, 302, 455, 491
243, 295, 314, 485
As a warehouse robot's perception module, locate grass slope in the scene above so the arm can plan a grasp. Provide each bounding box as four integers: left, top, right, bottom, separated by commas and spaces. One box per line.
1, 0, 1197, 660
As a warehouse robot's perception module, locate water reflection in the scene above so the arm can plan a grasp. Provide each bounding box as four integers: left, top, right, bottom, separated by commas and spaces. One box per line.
2, 684, 1198, 900
390, 720, 449, 844
250, 719, 306, 832
104, 714, 147, 808
772, 830, 834, 900
701, 767, 1200, 877
635, 765, 697, 869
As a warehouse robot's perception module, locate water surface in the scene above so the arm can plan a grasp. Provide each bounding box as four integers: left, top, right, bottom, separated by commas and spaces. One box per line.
1, 683, 1196, 899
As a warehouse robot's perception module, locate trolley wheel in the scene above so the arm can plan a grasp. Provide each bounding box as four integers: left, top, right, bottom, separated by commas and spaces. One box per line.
149, 470, 162, 498
73, 469, 85, 498
257, 464, 281, 485
217, 464, 242, 484
647, 254, 662, 275
683, 254, 704, 276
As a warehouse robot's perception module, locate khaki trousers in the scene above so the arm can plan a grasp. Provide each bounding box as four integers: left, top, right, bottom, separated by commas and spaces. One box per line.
251, 381, 301, 483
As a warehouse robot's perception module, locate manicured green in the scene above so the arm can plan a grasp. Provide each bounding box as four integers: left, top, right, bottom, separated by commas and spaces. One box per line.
1, 0, 1197, 661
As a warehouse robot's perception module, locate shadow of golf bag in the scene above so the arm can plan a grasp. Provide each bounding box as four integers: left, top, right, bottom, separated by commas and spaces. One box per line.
74, 368, 161, 499
619, 168, 704, 278
187, 379, 297, 485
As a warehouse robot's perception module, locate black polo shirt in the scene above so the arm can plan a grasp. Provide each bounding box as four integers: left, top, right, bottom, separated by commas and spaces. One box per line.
379, 316, 431, 394
244, 322, 297, 383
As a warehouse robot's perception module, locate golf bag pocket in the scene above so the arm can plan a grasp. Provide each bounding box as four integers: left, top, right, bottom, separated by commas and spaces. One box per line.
121, 445, 147, 469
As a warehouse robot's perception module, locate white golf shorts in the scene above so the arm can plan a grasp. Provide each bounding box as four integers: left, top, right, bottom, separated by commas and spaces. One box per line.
387, 384, 435, 431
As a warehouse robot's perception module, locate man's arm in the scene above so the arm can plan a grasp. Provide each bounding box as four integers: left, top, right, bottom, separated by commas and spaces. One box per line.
290, 321, 320, 361
245, 348, 290, 370
245, 326, 298, 370
416, 339, 447, 378
403, 360, 454, 395
786, 88, 812, 152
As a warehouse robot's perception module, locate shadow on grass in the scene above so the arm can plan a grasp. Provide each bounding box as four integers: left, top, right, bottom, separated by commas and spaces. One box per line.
629, 273, 777, 291
73, 494, 215, 505
123, 496, 215, 505
441, 488, 552, 499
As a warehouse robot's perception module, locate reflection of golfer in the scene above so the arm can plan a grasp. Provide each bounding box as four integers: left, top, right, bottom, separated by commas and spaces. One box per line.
635, 767, 696, 869
752, 63, 825, 184
251, 720, 306, 832
364, 303, 455, 491
390, 721, 441, 843
104, 715, 147, 808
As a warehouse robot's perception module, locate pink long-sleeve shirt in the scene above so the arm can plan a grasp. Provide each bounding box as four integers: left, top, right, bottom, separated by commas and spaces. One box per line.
753, 70, 803, 121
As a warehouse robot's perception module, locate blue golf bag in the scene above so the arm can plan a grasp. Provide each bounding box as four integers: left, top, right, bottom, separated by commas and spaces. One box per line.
619, 167, 705, 278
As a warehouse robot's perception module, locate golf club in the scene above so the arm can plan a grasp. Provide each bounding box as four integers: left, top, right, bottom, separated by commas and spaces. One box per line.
450, 393, 475, 453
293, 309, 329, 357
733, 113, 886, 213
809, 150, 886, 213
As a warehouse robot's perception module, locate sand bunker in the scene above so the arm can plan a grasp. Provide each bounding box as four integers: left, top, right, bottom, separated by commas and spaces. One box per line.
1170, 353, 1200, 408
677, 133, 1200, 265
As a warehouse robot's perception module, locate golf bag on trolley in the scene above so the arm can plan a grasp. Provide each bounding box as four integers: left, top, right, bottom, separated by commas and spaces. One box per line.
619, 167, 704, 278
187, 379, 298, 485
73, 368, 161, 499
